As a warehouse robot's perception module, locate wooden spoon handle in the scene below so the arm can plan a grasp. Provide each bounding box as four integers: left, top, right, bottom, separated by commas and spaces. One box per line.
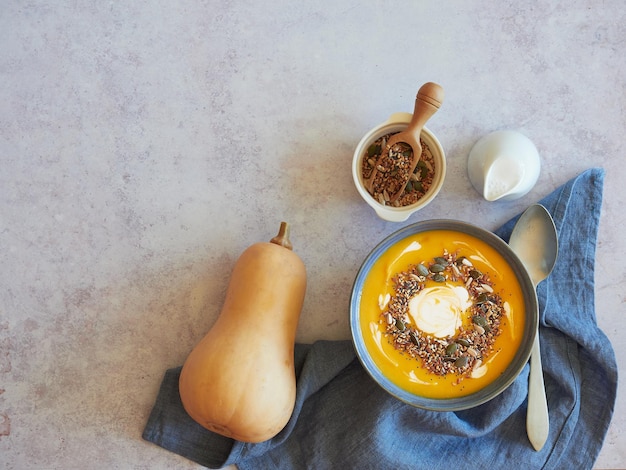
405, 82, 444, 139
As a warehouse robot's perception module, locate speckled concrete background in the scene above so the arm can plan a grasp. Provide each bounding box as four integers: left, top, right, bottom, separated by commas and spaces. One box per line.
1, 1, 624, 468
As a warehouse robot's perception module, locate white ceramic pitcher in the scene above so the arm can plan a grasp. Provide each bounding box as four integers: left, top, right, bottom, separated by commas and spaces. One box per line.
467, 130, 540, 202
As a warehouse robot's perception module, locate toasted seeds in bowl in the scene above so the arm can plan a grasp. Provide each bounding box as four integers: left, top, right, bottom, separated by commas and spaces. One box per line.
361, 133, 435, 207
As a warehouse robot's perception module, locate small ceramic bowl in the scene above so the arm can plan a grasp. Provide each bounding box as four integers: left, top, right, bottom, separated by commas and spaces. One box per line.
350, 219, 538, 411
352, 112, 446, 222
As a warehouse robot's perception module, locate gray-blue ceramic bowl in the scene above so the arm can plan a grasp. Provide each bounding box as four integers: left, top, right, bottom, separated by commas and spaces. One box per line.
350, 219, 538, 411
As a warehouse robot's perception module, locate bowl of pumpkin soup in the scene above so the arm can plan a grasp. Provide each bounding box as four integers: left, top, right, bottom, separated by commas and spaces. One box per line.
350, 220, 538, 411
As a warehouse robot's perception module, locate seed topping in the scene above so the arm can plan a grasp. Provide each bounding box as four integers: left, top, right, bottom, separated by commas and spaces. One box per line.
378, 249, 507, 385
362, 132, 435, 207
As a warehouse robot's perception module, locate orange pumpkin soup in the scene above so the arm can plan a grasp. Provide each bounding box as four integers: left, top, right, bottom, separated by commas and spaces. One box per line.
359, 229, 525, 398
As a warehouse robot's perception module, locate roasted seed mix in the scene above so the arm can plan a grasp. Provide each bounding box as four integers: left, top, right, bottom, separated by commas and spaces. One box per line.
362, 132, 435, 206
381, 249, 506, 385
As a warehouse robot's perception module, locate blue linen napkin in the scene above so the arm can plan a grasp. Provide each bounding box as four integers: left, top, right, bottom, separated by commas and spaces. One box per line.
142, 168, 617, 470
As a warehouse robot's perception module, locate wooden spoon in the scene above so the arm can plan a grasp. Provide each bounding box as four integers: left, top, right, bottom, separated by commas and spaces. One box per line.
367, 82, 444, 203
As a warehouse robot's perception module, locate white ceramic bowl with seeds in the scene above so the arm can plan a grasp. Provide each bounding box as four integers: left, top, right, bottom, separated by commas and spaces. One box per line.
352, 112, 446, 222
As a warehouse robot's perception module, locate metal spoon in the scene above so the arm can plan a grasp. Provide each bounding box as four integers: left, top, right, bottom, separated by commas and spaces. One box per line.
367, 82, 444, 202
508, 204, 558, 451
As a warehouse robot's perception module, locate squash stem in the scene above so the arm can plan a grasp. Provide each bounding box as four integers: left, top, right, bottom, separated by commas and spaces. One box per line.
270, 222, 293, 250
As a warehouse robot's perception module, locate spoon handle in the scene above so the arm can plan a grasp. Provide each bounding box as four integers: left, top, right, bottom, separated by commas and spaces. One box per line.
404, 82, 444, 140
527, 333, 549, 451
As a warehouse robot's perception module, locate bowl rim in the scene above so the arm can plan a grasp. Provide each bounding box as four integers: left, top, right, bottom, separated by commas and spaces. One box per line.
352, 114, 446, 222
349, 219, 538, 411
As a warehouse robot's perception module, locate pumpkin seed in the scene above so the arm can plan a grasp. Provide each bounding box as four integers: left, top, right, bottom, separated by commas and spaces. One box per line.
367, 144, 381, 157
475, 293, 489, 304
454, 356, 469, 368
433, 273, 446, 282
395, 318, 406, 331
405, 180, 413, 192
457, 338, 471, 347
446, 342, 459, 355
472, 315, 488, 327
410, 331, 420, 346
430, 263, 445, 273
470, 269, 483, 279
416, 264, 429, 276
434, 256, 449, 266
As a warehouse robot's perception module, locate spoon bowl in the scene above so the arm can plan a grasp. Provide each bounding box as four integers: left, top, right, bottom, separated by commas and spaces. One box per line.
509, 204, 558, 285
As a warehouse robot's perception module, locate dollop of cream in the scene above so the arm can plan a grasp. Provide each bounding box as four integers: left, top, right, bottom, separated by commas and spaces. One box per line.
407, 284, 472, 338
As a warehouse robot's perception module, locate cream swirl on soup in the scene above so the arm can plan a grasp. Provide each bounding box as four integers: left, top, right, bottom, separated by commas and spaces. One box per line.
407, 284, 472, 338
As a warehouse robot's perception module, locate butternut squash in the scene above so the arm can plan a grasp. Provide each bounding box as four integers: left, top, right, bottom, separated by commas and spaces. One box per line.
178, 222, 307, 443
